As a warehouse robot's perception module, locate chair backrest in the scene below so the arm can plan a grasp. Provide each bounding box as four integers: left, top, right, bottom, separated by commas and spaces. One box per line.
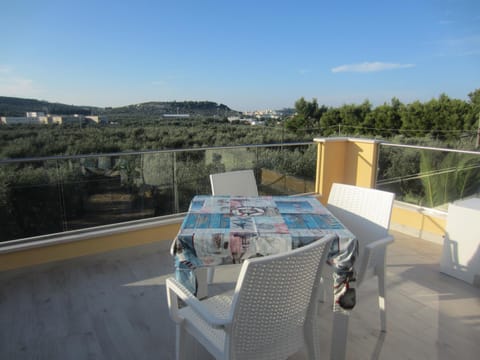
210, 169, 258, 196
327, 183, 394, 252
226, 235, 335, 359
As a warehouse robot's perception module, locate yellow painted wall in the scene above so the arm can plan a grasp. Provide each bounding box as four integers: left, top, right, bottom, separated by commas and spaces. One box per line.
316, 139, 346, 202
0, 222, 181, 271
315, 138, 379, 203
345, 140, 378, 188
391, 206, 446, 237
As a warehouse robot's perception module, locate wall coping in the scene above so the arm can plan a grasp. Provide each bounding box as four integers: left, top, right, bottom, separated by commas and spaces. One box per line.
0, 214, 185, 254
393, 200, 448, 218
313, 137, 383, 144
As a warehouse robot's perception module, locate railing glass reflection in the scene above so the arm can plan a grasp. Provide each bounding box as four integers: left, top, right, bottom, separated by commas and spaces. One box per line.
377, 143, 480, 209
0, 143, 315, 242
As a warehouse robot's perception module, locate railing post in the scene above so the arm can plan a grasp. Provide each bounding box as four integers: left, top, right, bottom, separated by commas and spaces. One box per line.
173, 152, 179, 213
476, 114, 480, 149
55, 159, 68, 232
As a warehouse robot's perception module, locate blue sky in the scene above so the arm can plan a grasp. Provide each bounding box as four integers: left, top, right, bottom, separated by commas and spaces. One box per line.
1, 0, 479, 111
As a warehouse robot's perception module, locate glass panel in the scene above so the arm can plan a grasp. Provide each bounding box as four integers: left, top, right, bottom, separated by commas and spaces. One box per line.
255, 144, 316, 195
377, 144, 480, 209
0, 160, 65, 241
0, 143, 316, 242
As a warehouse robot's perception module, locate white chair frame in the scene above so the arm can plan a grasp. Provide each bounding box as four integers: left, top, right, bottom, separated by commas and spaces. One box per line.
167, 234, 335, 360
204, 169, 259, 286
326, 183, 395, 332
209, 169, 258, 196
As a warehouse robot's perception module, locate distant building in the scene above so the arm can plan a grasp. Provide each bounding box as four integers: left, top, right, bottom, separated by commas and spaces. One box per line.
85, 115, 102, 124
61, 115, 84, 125
242, 109, 280, 120
56, 114, 108, 125
162, 114, 190, 118
26, 111, 45, 117
50, 115, 63, 124
226, 116, 262, 125
0, 112, 107, 125
0, 116, 44, 125
250, 120, 265, 126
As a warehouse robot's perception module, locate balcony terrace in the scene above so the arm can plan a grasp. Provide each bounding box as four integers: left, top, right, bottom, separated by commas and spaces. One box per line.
1, 138, 479, 359
1, 230, 479, 359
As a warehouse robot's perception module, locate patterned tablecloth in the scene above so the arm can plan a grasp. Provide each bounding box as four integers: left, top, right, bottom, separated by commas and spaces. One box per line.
172, 195, 358, 309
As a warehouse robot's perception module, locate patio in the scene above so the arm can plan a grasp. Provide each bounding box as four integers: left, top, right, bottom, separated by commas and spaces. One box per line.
1, 230, 478, 360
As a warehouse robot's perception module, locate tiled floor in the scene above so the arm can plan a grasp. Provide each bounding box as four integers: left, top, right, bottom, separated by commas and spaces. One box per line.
1, 231, 479, 360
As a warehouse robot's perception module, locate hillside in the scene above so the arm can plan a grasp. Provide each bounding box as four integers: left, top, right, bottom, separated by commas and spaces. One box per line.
104, 100, 239, 117
0, 96, 240, 118
0, 96, 99, 117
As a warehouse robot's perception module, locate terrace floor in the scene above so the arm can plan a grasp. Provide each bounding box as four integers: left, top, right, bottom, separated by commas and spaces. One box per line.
1, 231, 479, 360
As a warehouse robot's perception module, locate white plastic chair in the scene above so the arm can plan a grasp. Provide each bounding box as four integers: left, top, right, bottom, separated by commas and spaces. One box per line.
326, 183, 395, 331
210, 169, 258, 196
166, 234, 335, 360
173, 169, 258, 291
203, 169, 258, 287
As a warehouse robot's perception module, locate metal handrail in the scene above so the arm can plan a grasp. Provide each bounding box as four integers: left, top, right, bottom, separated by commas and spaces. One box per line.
0, 141, 314, 165
380, 142, 480, 156
378, 141, 480, 186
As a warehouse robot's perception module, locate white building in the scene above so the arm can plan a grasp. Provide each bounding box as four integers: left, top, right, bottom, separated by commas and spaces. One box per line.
0, 112, 107, 125
26, 111, 45, 117
162, 114, 190, 118
0, 116, 44, 125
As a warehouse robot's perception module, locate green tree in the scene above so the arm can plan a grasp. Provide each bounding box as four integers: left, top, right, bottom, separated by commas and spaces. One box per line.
400, 100, 428, 137
466, 89, 480, 132
319, 108, 342, 136
364, 98, 403, 137
285, 97, 325, 132
338, 100, 371, 135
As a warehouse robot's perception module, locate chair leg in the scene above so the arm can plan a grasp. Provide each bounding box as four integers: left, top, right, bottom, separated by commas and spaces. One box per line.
330, 311, 349, 360
195, 268, 209, 299
318, 276, 326, 303
378, 270, 387, 332
207, 266, 215, 284
305, 314, 321, 360
175, 324, 187, 360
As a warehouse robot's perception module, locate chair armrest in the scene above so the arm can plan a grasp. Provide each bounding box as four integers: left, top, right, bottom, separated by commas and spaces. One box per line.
365, 235, 394, 251
357, 235, 394, 284
166, 277, 231, 328
169, 239, 177, 256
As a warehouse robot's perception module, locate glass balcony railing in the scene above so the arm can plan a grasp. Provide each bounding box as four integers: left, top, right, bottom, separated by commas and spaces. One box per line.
377, 143, 480, 210
0, 142, 316, 242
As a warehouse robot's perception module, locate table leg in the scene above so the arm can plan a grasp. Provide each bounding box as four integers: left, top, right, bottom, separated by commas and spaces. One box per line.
330, 311, 349, 360
195, 267, 209, 299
